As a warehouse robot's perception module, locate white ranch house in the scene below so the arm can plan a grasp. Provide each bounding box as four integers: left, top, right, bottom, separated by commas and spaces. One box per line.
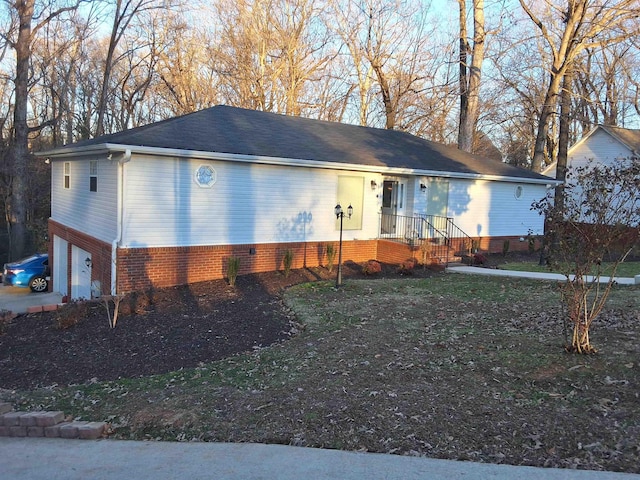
40, 106, 555, 299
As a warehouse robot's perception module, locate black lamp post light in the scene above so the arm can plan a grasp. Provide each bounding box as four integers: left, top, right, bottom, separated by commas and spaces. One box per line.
334, 203, 353, 287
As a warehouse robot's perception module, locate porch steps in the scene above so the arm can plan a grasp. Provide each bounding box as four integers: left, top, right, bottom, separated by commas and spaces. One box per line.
405, 239, 467, 267
0, 403, 108, 440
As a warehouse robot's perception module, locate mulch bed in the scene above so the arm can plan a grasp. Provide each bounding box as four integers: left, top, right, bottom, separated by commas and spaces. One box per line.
0, 261, 433, 390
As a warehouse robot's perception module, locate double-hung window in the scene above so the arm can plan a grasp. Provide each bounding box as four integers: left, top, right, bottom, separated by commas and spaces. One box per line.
89, 160, 98, 192
64, 162, 70, 189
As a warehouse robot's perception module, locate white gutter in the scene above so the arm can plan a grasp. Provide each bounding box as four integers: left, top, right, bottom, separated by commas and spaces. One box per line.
111, 149, 131, 295
38, 143, 561, 187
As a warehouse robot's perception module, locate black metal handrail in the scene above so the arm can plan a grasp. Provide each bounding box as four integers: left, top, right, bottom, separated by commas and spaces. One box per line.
378, 213, 473, 265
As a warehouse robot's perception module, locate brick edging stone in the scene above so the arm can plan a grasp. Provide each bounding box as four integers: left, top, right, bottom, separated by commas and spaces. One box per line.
0, 403, 108, 440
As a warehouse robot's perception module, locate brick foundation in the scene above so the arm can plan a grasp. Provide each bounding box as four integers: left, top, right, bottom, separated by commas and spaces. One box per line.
48, 219, 536, 294
117, 239, 379, 292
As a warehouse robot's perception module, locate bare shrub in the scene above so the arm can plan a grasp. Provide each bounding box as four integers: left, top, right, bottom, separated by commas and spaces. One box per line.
227, 257, 240, 287
533, 159, 640, 353
283, 249, 294, 277
54, 301, 92, 330
325, 244, 336, 273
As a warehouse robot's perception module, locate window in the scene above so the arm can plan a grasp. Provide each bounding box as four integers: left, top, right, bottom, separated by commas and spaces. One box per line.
89, 160, 98, 192
195, 165, 216, 187
64, 162, 70, 189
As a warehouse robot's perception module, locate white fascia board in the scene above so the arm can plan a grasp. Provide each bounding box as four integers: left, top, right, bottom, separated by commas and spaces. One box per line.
39, 143, 561, 186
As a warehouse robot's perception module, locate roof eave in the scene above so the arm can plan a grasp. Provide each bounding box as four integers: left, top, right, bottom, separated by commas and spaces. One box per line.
38, 143, 559, 186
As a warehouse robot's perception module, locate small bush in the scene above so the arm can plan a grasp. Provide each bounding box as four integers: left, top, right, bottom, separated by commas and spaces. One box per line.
227, 257, 240, 287
0, 309, 14, 335
527, 231, 537, 254
362, 260, 382, 275
326, 244, 336, 273
398, 258, 417, 274
283, 249, 294, 277
54, 301, 92, 330
119, 289, 154, 316
473, 253, 487, 265
502, 239, 510, 256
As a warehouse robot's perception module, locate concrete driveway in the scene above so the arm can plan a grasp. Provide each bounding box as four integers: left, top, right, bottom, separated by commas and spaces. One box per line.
0, 284, 63, 315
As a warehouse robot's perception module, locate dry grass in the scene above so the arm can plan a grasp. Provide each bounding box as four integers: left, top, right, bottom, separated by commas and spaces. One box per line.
4, 274, 639, 472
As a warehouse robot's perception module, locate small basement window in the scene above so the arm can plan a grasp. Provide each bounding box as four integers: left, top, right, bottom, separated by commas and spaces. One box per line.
89, 160, 98, 192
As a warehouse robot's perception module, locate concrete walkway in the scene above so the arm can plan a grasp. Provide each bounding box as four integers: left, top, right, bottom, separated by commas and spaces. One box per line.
447, 265, 639, 285
1, 438, 639, 480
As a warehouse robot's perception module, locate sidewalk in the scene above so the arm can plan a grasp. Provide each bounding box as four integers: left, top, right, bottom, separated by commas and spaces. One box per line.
447, 265, 639, 285
1, 438, 638, 480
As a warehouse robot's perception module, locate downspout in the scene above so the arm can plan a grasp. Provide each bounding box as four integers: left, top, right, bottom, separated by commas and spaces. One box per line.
111, 149, 131, 295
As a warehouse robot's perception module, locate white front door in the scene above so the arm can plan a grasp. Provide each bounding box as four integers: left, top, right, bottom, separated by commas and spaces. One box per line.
381, 179, 407, 235
71, 246, 92, 300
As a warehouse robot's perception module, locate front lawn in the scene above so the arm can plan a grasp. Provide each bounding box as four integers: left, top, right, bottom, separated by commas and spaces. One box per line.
2, 271, 639, 472
498, 254, 640, 278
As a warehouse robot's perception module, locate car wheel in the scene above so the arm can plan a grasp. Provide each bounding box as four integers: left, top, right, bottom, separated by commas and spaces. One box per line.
29, 276, 48, 293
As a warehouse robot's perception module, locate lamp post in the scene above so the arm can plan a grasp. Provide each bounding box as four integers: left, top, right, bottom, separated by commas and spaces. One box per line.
334, 203, 353, 287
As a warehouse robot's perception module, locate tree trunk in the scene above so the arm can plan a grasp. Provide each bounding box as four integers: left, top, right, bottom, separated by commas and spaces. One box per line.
95, 4, 121, 138
9, 0, 36, 260
458, 0, 469, 149
458, 0, 485, 153
554, 69, 573, 209
530, 71, 564, 172
371, 61, 395, 129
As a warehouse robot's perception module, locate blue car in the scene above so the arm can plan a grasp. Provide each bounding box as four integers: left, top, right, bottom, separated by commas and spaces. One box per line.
2, 253, 50, 292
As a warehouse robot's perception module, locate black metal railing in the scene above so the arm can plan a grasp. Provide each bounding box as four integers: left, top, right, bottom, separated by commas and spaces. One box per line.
378, 213, 474, 265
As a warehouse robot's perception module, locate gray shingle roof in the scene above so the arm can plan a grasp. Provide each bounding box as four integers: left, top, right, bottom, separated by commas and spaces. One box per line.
57, 105, 549, 181
601, 125, 640, 155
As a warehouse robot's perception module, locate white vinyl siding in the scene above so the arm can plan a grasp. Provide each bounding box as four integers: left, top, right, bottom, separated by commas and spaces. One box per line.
446, 178, 547, 237
569, 129, 634, 171
120, 156, 379, 248
51, 158, 118, 243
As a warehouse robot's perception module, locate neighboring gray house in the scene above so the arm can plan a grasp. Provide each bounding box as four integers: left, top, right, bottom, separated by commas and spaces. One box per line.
542, 125, 640, 224
543, 125, 640, 178
40, 105, 555, 298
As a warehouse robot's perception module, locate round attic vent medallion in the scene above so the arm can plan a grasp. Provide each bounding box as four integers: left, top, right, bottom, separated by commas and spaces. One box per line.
514, 185, 524, 200
195, 165, 216, 187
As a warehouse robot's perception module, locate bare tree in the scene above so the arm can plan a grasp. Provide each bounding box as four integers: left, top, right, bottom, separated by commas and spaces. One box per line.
95, 0, 179, 136
519, 0, 640, 172
153, 14, 220, 117
214, 0, 331, 116
330, 0, 434, 130
2, 0, 82, 259
573, 42, 639, 130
